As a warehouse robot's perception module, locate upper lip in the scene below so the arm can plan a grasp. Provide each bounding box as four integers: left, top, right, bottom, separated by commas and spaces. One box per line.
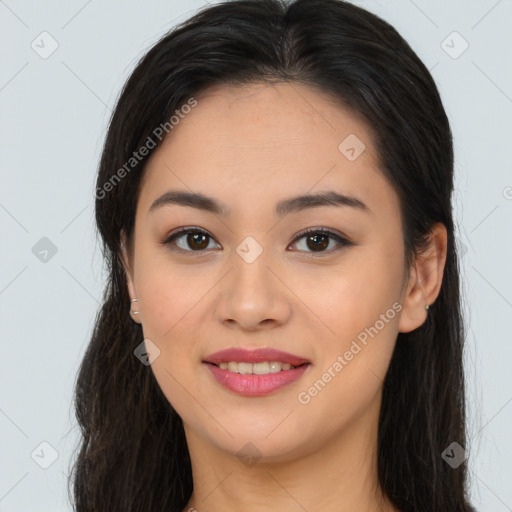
203, 347, 310, 366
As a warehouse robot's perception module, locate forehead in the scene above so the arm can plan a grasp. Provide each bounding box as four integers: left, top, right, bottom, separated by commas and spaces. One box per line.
138, 82, 399, 222
168, 81, 376, 161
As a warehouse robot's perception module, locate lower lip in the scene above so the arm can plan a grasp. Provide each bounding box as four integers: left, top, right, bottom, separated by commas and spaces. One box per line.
204, 362, 310, 396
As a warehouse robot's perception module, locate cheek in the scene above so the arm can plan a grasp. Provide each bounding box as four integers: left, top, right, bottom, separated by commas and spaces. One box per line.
301, 245, 403, 398
309, 251, 402, 343
296, 280, 399, 437
136, 264, 208, 419
135, 255, 215, 341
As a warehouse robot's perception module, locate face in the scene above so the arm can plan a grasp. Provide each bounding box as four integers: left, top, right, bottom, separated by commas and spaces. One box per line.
122, 82, 414, 463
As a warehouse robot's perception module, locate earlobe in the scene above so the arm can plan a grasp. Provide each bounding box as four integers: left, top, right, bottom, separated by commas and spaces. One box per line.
398, 223, 448, 333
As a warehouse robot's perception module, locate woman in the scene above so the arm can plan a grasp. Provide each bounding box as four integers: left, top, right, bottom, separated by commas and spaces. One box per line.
68, 0, 476, 510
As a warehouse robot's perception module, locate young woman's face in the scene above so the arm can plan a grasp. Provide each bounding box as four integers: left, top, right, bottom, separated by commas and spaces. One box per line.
123, 82, 414, 463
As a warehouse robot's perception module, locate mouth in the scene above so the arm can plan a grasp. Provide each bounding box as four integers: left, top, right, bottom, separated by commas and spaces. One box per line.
202, 347, 311, 396
204, 360, 310, 375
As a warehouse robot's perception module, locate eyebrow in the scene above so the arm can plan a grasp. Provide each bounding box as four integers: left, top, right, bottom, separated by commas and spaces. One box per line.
148, 189, 372, 217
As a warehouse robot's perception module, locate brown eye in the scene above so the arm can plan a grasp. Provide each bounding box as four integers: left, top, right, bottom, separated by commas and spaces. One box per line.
161, 226, 352, 256
289, 228, 352, 255
184, 232, 209, 250
162, 227, 220, 253
305, 233, 329, 252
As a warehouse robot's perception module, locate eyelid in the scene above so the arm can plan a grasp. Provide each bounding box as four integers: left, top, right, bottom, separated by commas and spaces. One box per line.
289, 226, 348, 244
160, 226, 220, 255
288, 227, 352, 256
161, 226, 352, 256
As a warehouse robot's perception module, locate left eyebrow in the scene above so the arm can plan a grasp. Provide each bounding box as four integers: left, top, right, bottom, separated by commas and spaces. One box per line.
276, 190, 372, 216
148, 189, 372, 217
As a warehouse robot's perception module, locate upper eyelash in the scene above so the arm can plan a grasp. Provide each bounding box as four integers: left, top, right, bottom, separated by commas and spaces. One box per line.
161, 226, 351, 256
290, 228, 351, 254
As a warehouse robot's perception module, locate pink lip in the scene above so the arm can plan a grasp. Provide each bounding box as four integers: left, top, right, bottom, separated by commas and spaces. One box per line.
203, 347, 310, 366
203, 348, 311, 396
204, 362, 311, 396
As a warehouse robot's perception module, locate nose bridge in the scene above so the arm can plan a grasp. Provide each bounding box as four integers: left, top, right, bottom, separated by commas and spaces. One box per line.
216, 233, 291, 328
230, 233, 275, 294
235, 234, 266, 266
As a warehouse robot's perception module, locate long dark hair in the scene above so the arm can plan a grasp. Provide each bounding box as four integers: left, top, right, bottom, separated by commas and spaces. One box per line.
67, 1, 473, 510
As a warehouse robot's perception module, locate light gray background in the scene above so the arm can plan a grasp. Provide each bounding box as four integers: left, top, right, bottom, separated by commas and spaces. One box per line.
1, 0, 511, 510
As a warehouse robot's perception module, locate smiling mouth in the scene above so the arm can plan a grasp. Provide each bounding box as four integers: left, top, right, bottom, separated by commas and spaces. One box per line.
205, 361, 310, 375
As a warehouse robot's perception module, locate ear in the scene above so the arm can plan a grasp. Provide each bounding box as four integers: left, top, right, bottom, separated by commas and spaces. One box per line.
398, 223, 448, 333
120, 230, 141, 324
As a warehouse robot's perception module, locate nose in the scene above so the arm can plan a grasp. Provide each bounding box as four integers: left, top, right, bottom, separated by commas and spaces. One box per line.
215, 245, 292, 332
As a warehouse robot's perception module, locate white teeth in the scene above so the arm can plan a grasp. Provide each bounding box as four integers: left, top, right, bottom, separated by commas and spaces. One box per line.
253, 362, 270, 375
217, 361, 297, 374
238, 362, 253, 375
269, 362, 281, 373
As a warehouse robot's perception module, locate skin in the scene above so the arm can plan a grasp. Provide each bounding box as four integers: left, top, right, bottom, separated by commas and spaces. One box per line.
121, 82, 447, 512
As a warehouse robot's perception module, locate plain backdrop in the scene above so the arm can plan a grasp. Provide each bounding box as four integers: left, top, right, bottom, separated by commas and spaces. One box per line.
1, 0, 511, 510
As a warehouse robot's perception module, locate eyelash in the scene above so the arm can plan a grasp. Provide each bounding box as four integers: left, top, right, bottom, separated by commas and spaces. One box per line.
160, 226, 352, 257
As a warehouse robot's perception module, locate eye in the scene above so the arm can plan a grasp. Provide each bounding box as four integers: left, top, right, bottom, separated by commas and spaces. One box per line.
288, 227, 352, 256
160, 226, 352, 256
161, 226, 220, 254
